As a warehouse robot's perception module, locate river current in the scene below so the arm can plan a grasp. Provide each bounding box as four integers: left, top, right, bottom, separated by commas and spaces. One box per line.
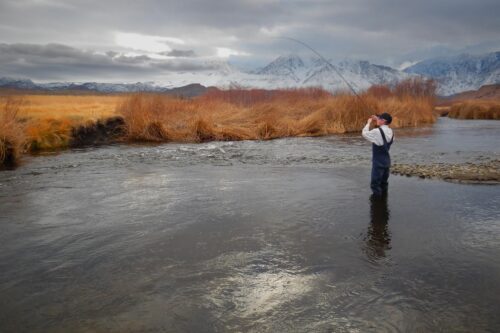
1, 118, 499, 332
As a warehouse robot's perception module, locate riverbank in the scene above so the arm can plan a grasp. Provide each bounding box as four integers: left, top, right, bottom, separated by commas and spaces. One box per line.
0, 94, 121, 168
392, 160, 500, 184
1, 80, 437, 167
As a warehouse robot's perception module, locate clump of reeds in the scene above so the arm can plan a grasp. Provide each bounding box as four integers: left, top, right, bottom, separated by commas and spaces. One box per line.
117, 79, 437, 143
118, 94, 173, 142
0, 97, 26, 166
25, 118, 74, 151
448, 100, 500, 120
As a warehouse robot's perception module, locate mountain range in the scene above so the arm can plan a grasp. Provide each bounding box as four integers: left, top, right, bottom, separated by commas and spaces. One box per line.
1, 51, 499, 96
0, 78, 210, 97
404, 51, 500, 95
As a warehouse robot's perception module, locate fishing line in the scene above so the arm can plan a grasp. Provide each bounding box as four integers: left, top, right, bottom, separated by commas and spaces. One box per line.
275, 36, 371, 112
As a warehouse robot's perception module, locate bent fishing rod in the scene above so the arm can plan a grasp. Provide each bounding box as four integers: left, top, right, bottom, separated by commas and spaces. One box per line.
276, 36, 371, 112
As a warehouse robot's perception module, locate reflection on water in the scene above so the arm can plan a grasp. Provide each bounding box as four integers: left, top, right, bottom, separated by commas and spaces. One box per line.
364, 194, 392, 260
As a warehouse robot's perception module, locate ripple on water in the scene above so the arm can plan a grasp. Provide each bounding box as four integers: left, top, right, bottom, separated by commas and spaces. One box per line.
0, 118, 499, 332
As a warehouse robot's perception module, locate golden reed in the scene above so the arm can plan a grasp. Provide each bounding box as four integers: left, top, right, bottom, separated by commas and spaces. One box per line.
118, 78, 437, 143
0, 98, 25, 166
448, 100, 500, 120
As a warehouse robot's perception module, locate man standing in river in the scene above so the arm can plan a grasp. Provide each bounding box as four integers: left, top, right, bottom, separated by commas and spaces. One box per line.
362, 113, 394, 197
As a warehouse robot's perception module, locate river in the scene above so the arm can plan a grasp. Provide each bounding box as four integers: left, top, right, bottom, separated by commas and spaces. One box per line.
1, 118, 499, 332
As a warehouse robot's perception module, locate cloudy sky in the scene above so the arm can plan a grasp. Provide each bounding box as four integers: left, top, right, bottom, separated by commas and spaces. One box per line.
1, 0, 499, 82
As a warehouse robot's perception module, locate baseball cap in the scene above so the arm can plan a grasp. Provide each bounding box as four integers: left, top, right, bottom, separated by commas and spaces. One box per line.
377, 112, 392, 124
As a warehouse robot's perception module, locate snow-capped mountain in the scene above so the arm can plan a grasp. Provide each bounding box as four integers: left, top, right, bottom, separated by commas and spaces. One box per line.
236, 54, 412, 91
0, 55, 412, 93
257, 54, 306, 82
0, 77, 168, 93
2, 51, 499, 95
302, 59, 411, 91
0, 77, 210, 97
404, 51, 500, 95
39, 81, 167, 93
0, 77, 38, 90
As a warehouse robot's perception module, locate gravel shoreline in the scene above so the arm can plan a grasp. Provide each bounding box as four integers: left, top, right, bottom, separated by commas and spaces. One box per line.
391, 160, 500, 184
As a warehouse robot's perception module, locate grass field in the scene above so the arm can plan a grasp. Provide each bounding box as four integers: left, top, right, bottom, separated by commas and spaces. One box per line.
1, 78, 437, 166
1, 95, 123, 152
15, 94, 121, 121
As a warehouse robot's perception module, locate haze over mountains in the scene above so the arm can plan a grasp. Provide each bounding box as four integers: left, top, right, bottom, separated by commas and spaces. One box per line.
1, 51, 499, 96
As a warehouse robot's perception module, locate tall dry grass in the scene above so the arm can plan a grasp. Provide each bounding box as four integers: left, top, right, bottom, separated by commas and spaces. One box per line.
118, 79, 437, 143
25, 118, 75, 151
0, 97, 26, 165
0, 79, 436, 160
448, 100, 500, 120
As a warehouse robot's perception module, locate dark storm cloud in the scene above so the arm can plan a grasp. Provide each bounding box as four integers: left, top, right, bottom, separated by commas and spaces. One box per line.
163, 49, 197, 57
0, 43, 221, 81
2, 0, 497, 42
0, 0, 499, 80
114, 54, 153, 64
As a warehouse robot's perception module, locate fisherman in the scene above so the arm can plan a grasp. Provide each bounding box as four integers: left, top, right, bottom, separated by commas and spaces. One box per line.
362, 113, 394, 197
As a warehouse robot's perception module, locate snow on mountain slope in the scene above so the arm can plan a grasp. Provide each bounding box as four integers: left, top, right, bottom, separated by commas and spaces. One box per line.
2, 52, 499, 95
257, 54, 306, 82
2, 54, 413, 93
404, 51, 500, 95
0, 77, 38, 89
39, 81, 166, 92
302, 58, 412, 91
224, 54, 412, 91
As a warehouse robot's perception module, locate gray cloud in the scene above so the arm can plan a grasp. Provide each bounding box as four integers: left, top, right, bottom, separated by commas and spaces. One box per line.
163, 49, 197, 57
0, 0, 499, 80
0, 43, 222, 81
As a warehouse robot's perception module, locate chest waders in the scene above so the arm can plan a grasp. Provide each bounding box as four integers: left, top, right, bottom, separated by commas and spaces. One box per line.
371, 128, 394, 196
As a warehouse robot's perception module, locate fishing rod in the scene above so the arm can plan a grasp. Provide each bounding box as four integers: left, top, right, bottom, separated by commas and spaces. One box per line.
276, 36, 371, 112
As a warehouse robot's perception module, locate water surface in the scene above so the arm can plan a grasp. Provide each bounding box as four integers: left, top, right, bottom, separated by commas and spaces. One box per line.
1, 118, 499, 332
